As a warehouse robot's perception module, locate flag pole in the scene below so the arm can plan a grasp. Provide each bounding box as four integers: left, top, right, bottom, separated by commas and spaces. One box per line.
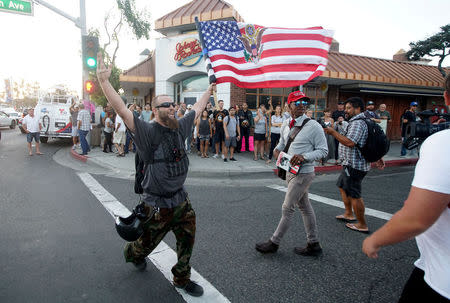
195, 17, 218, 104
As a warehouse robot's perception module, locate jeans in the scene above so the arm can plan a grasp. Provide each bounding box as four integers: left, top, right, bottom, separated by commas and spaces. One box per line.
269, 132, 280, 160
78, 129, 89, 154
271, 172, 318, 245
124, 131, 135, 153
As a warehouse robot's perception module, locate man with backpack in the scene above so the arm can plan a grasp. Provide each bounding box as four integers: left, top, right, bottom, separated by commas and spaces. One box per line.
324, 97, 385, 233
97, 52, 214, 297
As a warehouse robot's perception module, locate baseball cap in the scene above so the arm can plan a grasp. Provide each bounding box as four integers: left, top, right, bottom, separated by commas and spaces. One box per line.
410, 101, 418, 106
287, 91, 310, 104
338, 101, 344, 105
74, 104, 79, 108
187, 104, 193, 109
367, 101, 375, 105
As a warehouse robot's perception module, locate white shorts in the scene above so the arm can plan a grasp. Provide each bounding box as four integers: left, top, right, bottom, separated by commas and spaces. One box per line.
113, 131, 126, 145
71, 126, 78, 136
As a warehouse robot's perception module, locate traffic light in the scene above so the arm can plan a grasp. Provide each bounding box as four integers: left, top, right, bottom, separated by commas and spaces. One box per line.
82, 35, 99, 71
85, 80, 95, 94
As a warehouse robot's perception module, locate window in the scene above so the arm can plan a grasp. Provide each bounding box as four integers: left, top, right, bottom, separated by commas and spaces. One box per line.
244, 85, 328, 117
245, 87, 297, 110
304, 86, 327, 119
181, 75, 209, 92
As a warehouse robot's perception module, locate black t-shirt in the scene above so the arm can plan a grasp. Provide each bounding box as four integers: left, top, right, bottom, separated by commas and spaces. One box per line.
401, 110, 416, 137
213, 109, 229, 130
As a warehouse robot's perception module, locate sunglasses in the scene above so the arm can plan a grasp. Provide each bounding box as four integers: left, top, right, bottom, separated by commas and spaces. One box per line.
292, 100, 309, 107
156, 102, 175, 108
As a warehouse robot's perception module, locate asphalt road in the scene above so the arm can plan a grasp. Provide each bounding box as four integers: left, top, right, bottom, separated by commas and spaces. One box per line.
0, 127, 418, 303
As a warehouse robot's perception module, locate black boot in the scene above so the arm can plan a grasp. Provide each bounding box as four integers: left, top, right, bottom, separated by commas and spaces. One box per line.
294, 242, 322, 256
174, 280, 204, 297
255, 240, 279, 253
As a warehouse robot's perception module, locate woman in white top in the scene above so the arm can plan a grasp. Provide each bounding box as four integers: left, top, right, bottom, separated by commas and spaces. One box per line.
267, 105, 284, 163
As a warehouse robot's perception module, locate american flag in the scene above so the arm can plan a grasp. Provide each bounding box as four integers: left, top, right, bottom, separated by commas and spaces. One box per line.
198, 20, 334, 88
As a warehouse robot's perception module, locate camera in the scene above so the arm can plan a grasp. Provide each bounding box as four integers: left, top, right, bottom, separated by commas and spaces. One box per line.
404, 110, 450, 150
318, 119, 328, 129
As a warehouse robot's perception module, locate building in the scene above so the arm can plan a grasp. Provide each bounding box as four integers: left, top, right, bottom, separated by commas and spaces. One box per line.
120, 0, 448, 140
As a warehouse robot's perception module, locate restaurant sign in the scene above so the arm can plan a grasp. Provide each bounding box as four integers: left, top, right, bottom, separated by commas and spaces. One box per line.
174, 38, 203, 67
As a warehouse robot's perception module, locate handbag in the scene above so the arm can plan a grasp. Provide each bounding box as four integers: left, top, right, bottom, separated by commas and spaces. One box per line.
277, 118, 310, 180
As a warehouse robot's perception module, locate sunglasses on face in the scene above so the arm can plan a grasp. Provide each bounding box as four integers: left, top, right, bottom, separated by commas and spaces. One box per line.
156, 102, 175, 108
293, 100, 309, 107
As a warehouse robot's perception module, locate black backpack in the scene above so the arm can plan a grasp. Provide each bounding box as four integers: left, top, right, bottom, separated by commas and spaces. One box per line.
355, 118, 390, 162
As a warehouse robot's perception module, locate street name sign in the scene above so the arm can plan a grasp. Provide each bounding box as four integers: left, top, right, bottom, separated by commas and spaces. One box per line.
0, 0, 33, 16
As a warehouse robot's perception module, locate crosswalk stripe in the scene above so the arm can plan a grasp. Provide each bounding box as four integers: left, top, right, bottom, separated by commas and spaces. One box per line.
266, 184, 393, 221
77, 172, 231, 303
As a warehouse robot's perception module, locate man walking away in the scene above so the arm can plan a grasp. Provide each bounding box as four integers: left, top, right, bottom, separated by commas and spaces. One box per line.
77, 103, 91, 156
22, 108, 43, 156
255, 91, 328, 256
324, 97, 384, 233
98, 52, 215, 297
401, 102, 418, 157
114, 113, 126, 157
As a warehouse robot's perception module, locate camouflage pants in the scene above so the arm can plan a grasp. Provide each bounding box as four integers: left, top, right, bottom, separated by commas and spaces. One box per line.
124, 198, 196, 285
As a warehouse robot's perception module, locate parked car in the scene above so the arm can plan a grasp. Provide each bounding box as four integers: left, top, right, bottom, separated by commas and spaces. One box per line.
0, 111, 16, 129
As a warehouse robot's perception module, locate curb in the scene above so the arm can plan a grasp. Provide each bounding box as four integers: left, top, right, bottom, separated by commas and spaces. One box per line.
70, 148, 88, 163
271, 158, 418, 175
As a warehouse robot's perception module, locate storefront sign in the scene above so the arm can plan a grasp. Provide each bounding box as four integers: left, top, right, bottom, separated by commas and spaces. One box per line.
174, 38, 203, 67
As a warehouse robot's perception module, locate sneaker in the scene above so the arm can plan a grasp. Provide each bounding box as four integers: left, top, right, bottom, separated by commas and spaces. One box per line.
230, 157, 237, 161
294, 242, 322, 256
221, 154, 225, 160
213, 154, 219, 159
255, 240, 278, 253
72, 145, 76, 150
224, 158, 228, 162
174, 280, 204, 297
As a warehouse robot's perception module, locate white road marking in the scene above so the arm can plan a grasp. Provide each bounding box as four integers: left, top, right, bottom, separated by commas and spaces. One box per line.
77, 172, 231, 303
267, 184, 393, 221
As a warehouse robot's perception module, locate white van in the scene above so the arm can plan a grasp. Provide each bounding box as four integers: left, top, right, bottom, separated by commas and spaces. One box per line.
34, 93, 78, 143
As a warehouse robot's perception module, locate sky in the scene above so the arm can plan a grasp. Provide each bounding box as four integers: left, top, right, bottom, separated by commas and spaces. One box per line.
0, 0, 449, 97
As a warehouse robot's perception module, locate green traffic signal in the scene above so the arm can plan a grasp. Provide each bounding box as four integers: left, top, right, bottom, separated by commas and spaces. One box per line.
82, 35, 99, 71
86, 57, 97, 68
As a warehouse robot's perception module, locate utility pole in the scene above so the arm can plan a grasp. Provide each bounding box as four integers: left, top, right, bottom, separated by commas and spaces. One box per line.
33, 0, 88, 99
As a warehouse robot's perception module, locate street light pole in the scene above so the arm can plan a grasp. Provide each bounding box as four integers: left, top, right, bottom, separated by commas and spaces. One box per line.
33, 0, 87, 99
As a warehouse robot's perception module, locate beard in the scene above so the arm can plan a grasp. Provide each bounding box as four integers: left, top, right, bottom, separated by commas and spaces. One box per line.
159, 111, 179, 129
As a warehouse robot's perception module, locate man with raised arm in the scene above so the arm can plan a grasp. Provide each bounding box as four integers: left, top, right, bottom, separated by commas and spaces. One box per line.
97, 52, 215, 297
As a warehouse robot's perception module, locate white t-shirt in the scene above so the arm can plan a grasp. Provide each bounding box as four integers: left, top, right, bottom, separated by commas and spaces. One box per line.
22, 114, 40, 133
411, 129, 450, 299
115, 115, 126, 132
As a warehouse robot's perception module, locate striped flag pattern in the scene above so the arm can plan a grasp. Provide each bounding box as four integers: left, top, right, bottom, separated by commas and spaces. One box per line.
197, 20, 334, 88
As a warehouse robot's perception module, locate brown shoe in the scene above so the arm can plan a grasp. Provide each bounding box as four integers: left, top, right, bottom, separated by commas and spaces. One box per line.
255, 240, 279, 253
294, 242, 322, 256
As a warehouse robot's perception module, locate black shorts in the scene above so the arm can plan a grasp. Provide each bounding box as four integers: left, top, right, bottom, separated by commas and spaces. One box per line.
336, 166, 367, 199
213, 129, 225, 143
254, 133, 266, 141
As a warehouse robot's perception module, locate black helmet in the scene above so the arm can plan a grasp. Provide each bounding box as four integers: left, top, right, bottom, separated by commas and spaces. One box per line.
115, 203, 148, 242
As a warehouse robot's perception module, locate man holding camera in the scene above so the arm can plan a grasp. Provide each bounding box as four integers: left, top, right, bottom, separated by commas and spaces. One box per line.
324, 97, 384, 233
255, 91, 327, 256
362, 74, 450, 302
97, 52, 214, 297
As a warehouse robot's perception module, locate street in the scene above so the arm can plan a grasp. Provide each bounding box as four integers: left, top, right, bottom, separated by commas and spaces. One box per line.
0, 128, 418, 303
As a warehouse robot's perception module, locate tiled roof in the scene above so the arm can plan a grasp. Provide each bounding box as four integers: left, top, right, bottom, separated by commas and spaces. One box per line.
155, 0, 244, 31
323, 52, 449, 87
120, 54, 155, 83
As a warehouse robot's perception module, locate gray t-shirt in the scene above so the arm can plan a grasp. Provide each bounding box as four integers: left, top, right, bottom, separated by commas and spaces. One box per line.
254, 115, 267, 134
133, 110, 196, 208
71, 110, 78, 126
224, 115, 239, 137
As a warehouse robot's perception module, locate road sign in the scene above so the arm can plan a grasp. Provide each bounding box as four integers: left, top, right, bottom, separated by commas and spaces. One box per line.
0, 0, 34, 16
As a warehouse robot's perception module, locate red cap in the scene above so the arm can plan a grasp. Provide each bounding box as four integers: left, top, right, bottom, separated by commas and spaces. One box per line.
287, 91, 310, 104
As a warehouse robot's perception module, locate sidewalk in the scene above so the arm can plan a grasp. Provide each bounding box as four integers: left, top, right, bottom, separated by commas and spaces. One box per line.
70, 141, 418, 177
